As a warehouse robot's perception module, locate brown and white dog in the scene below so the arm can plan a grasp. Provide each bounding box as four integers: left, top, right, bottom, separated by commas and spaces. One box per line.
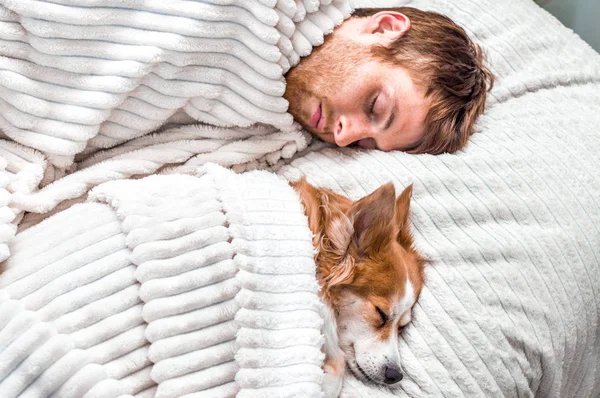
291, 178, 425, 397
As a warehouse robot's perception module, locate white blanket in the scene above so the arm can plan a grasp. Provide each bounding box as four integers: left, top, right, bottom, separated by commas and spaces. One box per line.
0, 0, 351, 167
0, 0, 352, 262
1, 164, 324, 397
278, 0, 600, 396
2, 0, 600, 396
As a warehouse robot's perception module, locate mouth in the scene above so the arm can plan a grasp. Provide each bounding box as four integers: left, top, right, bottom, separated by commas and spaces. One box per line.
348, 344, 378, 385
347, 343, 405, 387
355, 361, 377, 384
309, 103, 324, 131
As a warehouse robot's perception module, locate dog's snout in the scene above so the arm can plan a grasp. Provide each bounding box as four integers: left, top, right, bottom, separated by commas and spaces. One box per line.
384, 364, 403, 384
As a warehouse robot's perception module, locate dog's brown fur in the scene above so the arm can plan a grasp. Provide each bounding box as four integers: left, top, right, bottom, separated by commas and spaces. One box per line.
291, 177, 425, 342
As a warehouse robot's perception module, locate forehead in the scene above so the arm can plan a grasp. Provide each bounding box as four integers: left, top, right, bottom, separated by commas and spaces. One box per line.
357, 276, 415, 321
351, 244, 408, 299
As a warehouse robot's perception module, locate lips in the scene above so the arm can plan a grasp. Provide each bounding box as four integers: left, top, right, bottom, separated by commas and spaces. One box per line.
309, 103, 323, 130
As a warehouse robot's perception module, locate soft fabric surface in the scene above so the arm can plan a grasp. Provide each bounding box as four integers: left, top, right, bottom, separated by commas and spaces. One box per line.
0, 0, 352, 263
277, 0, 600, 396
1, 0, 600, 397
0, 164, 322, 397
0, 0, 350, 167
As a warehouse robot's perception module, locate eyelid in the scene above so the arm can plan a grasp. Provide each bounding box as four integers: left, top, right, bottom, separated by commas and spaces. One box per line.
375, 306, 388, 325
369, 95, 378, 115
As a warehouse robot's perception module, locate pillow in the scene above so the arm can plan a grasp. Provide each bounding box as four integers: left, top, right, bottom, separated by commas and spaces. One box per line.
279, 0, 600, 396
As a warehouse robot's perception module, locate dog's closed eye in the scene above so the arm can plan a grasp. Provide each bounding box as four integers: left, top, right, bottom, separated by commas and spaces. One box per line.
375, 306, 388, 326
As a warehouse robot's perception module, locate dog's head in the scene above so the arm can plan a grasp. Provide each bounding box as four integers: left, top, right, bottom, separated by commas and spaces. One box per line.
292, 178, 425, 385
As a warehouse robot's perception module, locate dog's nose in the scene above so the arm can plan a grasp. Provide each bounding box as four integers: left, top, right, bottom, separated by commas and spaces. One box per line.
384, 365, 403, 384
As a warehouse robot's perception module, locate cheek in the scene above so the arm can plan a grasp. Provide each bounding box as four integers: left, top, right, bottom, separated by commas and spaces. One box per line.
335, 299, 376, 345
283, 80, 307, 113
336, 316, 372, 350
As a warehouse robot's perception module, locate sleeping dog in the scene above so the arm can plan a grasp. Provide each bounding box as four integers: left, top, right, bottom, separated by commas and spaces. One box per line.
291, 178, 425, 397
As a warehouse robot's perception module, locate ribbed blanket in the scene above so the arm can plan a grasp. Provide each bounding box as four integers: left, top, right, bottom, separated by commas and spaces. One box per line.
2, 0, 600, 397
277, 0, 600, 396
0, 0, 352, 263
1, 164, 323, 397
0, 0, 351, 166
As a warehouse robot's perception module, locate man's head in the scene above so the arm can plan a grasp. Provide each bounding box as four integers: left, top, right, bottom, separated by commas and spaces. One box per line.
284, 7, 494, 154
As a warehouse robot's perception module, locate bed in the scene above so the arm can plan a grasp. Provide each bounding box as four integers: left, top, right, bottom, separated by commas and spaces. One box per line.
0, 0, 599, 396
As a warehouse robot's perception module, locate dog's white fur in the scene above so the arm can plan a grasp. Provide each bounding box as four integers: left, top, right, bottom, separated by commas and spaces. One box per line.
327, 277, 415, 392
291, 179, 423, 397
321, 304, 346, 398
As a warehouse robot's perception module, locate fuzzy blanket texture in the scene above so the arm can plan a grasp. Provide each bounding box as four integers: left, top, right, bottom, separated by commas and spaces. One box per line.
1, 0, 600, 397
1, 164, 322, 397
0, 0, 352, 261
0, 0, 351, 167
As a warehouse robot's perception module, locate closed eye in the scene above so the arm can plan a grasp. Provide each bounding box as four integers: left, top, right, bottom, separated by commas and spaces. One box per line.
369, 95, 378, 116
375, 306, 387, 326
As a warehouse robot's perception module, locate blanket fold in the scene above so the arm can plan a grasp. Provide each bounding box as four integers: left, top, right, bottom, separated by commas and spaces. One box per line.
0, 0, 351, 166
2, 0, 600, 397
0, 164, 324, 397
0, 0, 353, 265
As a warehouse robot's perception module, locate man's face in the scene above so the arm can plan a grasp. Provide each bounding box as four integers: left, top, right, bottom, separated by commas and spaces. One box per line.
284, 14, 430, 151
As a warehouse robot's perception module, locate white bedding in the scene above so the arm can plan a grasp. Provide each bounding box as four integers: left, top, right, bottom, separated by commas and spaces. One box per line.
0, 0, 350, 167
1, 0, 600, 396
1, 165, 323, 397
280, 0, 600, 396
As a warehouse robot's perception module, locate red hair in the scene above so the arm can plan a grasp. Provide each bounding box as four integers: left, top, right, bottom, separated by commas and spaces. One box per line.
354, 7, 495, 154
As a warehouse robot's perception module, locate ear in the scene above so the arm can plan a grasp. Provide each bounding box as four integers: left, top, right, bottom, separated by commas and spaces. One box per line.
362, 12, 410, 44
318, 192, 355, 289
291, 177, 322, 241
321, 192, 354, 258
395, 184, 414, 247
347, 182, 396, 256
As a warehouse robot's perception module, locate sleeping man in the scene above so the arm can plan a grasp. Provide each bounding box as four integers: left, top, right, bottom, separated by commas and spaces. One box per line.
284, 7, 495, 154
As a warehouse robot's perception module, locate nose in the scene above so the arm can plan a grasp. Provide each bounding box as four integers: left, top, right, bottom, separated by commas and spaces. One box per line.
384, 364, 403, 384
334, 114, 369, 147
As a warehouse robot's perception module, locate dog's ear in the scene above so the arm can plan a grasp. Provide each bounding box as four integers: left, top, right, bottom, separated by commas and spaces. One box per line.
347, 182, 396, 257
321, 194, 354, 258
395, 184, 414, 247
291, 177, 321, 238
320, 193, 356, 288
